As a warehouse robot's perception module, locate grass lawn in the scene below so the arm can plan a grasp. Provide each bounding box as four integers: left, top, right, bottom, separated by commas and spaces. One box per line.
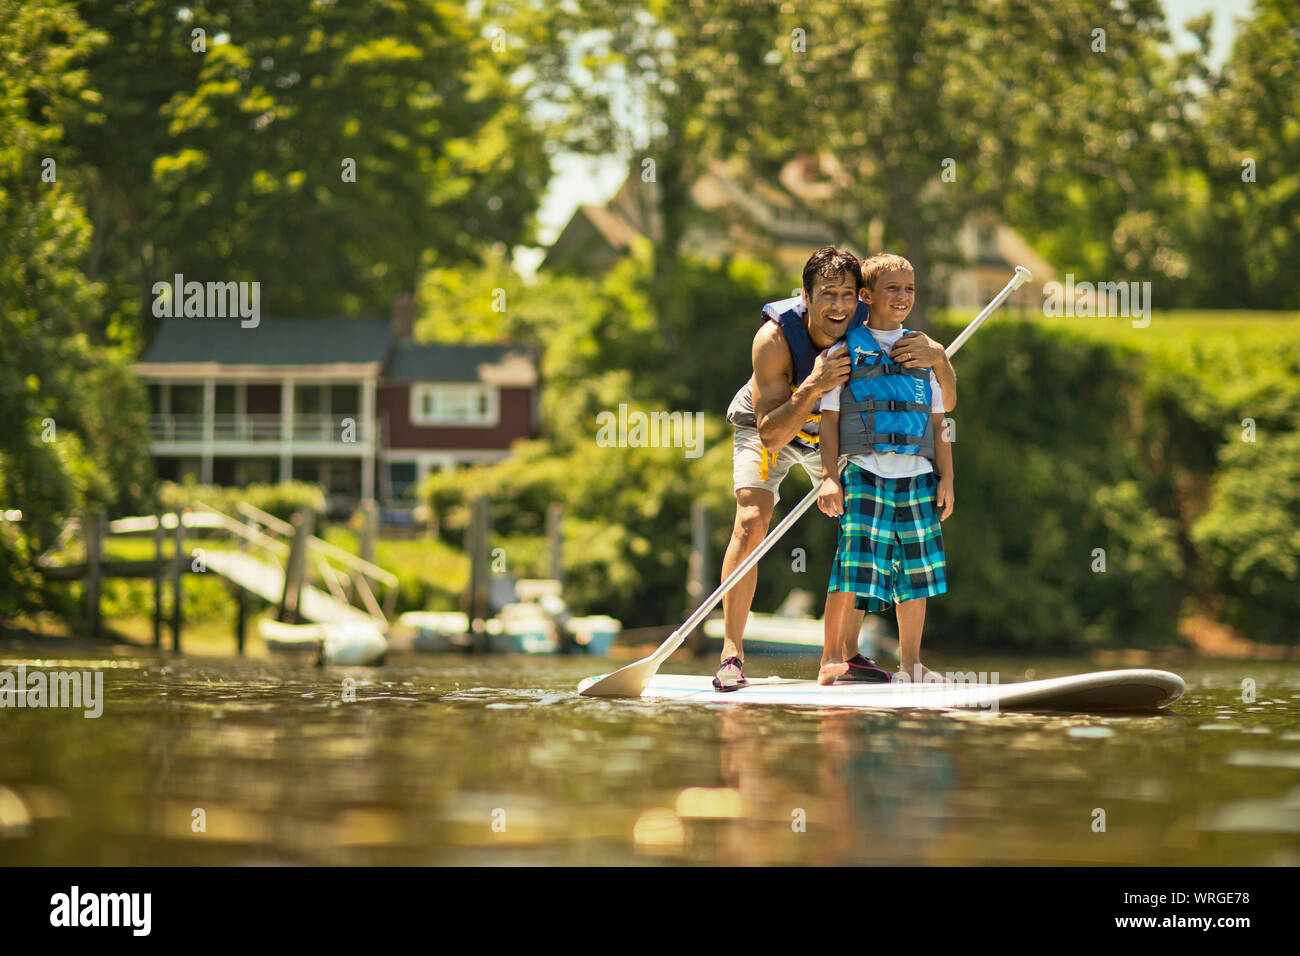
321, 527, 468, 612
933, 307, 1300, 348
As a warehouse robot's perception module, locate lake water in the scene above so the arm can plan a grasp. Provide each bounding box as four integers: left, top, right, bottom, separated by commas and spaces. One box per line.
1, 651, 1298, 865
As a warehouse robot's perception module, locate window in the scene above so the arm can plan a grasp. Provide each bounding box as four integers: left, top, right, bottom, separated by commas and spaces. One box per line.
215, 385, 236, 414
409, 384, 499, 427
330, 384, 360, 415
387, 462, 417, 499
294, 385, 324, 415
171, 385, 202, 415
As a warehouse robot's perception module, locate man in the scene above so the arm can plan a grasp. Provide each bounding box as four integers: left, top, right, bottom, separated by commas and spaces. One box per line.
715, 246, 955, 691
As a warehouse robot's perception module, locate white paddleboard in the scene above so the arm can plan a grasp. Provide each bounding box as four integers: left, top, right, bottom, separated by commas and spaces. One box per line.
579, 668, 1185, 712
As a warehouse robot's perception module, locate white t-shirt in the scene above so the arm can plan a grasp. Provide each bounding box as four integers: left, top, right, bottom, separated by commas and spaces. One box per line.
819, 327, 944, 478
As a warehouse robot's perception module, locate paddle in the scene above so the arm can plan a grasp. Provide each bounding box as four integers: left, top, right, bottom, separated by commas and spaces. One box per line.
577, 266, 1034, 698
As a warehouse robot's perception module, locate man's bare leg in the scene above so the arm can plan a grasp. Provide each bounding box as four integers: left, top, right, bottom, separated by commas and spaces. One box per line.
719, 487, 775, 663
818, 590, 857, 684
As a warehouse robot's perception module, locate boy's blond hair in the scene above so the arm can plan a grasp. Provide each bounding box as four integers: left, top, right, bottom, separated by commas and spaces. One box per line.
861, 252, 914, 291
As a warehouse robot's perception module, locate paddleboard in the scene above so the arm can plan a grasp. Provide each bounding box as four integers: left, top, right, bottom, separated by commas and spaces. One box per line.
578, 668, 1185, 712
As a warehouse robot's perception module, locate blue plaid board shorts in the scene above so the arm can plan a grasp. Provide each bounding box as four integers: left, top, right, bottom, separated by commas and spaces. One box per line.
828, 462, 947, 612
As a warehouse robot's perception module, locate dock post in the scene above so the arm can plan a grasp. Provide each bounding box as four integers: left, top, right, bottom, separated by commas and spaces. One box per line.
171, 512, 183, 652
547, 503, 564, 586
84, 510, 104, 639
235, 587, 247, 655
360, 498, 377, 565
279, 507, 314, 623
465, 496, 491, 650
686, 500, 710, 657
153, 514, 164, 649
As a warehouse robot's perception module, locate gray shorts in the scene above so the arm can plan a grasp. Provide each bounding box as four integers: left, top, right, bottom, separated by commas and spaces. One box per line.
732, 426, 821, 502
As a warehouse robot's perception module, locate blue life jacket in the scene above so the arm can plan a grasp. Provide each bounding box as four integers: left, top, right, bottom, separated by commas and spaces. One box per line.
759, 295, 870, 447
838, 324, 935, 462
760, 295, 870, 387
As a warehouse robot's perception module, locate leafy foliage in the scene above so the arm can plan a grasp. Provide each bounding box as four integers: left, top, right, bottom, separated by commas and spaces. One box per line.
158, 479, 327, 524
66, 0, 553, 331
1192, 431, 1300, 643
0, 0, 153, 619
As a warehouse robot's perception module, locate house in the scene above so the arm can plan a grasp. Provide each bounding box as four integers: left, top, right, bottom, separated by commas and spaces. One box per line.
542, 157, 838, 276
543, 156, 1057, 311
945, 215, 1057, 313
132, 295, 538, 511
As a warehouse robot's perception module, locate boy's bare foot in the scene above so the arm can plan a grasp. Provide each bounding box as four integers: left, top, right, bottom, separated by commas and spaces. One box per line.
895, 662, 949, 684
818, 660, 849, 685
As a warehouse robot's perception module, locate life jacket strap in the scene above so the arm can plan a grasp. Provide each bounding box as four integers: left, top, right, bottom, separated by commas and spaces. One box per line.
850, 362, 928, 382
842, 396, 930, 415
787, 383, 820, 445
868, 432, 927, 446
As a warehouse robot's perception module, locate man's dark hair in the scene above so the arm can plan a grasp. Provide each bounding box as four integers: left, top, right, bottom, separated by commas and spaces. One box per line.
802, 246, 864, 298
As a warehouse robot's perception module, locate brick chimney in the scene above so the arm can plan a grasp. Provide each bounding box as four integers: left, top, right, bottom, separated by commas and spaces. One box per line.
391, 292, 415, 340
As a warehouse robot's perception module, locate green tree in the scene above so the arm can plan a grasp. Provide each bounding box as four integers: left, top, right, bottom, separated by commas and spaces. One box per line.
1199, 0, 1300, 309
66, 0, 553, 335
519, 0, 797, 338
417, 246, 779, 428
0, 0, 152, 619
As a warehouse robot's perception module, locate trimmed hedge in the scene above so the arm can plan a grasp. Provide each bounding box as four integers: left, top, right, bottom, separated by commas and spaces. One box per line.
158, 478, 326, 524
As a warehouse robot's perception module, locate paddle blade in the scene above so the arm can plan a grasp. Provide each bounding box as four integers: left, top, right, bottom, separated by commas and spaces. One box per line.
577, 659, 656, 697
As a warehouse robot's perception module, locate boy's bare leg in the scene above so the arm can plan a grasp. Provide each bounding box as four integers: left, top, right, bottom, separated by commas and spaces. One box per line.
818, 591, 857, 684
719, 487, 775, 662
895, 597, 943, 681
839, 605, 866, 661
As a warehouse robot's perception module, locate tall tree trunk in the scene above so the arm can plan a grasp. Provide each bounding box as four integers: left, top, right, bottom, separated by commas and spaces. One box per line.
891, 189, 930, 330
652, 135, 690, 353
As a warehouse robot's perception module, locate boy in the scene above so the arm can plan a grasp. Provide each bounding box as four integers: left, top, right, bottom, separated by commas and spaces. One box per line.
815, 253, 955, 685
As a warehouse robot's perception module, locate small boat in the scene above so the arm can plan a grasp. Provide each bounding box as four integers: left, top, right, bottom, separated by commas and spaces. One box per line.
258, 619, 388, 666
388, 581, 622, 656
701, 589, 883, 656
488, 580, 621, 655
493, 601, 559, 654
567, 615, 622, 656
389, 611, 472, 653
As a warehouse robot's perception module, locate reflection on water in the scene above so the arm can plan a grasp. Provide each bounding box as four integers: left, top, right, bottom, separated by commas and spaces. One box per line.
1, 651, 1298, 865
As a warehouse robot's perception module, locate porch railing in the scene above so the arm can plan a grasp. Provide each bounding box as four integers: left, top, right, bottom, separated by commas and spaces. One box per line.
149, 413, 369, 444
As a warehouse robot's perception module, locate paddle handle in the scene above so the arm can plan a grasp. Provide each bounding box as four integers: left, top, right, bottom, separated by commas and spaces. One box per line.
655, 483, 822, 664
944, 266, 1032, 358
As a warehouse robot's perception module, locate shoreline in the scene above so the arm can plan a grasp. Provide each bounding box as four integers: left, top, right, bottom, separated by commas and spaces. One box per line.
3, 619, 1296, 664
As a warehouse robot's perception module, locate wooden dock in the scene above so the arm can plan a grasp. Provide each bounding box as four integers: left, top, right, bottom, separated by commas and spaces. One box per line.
39, 503, 396, 653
